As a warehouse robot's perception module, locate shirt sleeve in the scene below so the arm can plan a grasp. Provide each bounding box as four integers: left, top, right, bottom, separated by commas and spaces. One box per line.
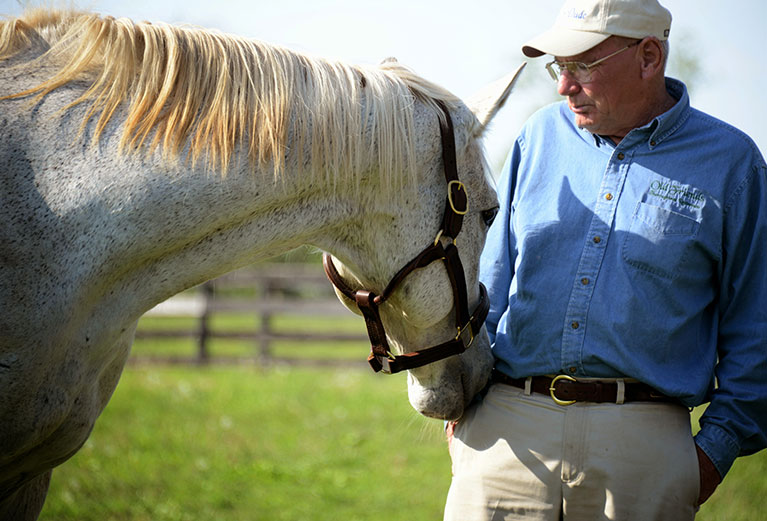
479, 139, 522, 346
694, 158, 767, 478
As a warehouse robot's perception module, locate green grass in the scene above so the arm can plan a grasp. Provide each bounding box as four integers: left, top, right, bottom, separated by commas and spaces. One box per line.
38, 366, 450, 521
699, 452, 767, 520
36, 364, 767, 520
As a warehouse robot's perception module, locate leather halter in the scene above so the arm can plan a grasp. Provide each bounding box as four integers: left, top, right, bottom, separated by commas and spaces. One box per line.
323, 100, 490, 374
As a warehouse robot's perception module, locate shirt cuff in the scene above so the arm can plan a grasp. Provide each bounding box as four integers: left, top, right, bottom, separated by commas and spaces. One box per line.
694, 423, 741, 478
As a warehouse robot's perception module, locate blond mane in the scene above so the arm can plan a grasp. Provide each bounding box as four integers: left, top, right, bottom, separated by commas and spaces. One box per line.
0, 8, 459, 185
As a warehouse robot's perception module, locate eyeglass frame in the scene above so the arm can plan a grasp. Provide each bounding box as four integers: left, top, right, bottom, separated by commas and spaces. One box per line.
545, 40, 642, 83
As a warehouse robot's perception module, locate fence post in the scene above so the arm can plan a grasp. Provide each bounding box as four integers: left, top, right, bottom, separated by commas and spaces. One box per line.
197, 281, 214, 364
258, 276, 274, 365
259, 311, 273, 365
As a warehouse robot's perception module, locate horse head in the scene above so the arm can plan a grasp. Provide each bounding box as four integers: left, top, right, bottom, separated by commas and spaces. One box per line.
323, 64, 525, 420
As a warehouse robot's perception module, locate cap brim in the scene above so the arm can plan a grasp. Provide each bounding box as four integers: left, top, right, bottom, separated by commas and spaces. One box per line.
522, 27, 609, 58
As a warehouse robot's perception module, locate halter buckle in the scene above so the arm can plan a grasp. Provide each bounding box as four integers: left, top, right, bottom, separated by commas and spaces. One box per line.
455, 323, 475, 349
447, 180, 468, 215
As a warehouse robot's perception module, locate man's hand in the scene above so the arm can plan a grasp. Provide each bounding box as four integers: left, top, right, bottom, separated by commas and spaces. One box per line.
446, 421, 457, 457
696, 444, 722, 506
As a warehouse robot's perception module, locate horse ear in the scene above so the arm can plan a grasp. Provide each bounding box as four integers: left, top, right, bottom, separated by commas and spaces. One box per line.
468, 63, 526, 137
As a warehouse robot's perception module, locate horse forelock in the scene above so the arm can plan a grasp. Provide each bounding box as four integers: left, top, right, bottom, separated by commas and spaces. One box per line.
0, 8, 461, 191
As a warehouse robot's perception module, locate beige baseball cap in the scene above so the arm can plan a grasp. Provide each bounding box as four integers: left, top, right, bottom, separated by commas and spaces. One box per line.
522, 0, 672, 58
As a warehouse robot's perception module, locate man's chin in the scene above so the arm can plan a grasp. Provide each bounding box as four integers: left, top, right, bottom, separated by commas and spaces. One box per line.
574, 116, 598, 132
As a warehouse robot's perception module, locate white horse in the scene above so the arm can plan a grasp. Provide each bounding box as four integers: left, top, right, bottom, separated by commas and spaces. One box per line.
0, 8, 522, 519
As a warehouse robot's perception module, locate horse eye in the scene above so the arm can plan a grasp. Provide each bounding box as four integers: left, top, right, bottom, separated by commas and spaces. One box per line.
481, 207, 499, 227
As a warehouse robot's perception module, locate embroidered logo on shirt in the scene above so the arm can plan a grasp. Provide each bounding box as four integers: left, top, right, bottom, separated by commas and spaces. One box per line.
648, 180, 705, 209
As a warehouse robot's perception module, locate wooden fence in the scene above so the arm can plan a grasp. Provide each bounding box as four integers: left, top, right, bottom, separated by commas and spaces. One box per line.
133, 263, 369, 366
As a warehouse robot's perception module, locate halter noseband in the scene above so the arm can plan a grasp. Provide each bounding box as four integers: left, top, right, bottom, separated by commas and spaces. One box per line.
322, 100, 489, 374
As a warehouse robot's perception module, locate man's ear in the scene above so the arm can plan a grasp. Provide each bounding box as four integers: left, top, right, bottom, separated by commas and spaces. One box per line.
639, 37, 665, 79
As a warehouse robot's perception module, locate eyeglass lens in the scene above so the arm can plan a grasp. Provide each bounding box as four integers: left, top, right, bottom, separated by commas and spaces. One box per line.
547, 61, 590, 82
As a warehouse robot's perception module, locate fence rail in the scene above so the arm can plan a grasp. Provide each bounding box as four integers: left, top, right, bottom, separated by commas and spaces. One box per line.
133, 263, 369, 366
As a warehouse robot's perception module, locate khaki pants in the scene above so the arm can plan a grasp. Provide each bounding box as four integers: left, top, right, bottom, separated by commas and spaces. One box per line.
444, 382, 700, 521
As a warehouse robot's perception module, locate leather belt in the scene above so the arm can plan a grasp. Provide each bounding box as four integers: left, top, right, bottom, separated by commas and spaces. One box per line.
491, 371, 677, 406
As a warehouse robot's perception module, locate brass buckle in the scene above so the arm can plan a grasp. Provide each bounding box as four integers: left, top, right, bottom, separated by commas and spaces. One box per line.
379, 352, 398, 374
434, 229, 457, 247
455, 323, 475, 349
447, 180, 469, 215
549, 375, 577, 406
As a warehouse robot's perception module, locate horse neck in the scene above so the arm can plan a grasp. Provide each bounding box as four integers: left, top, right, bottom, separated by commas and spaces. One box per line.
0, 22, 432, 327
88, 160, 370, 317
2, 114, 357, 325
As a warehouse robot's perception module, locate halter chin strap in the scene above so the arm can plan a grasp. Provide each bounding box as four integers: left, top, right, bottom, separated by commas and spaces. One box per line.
322, 100, 490, 374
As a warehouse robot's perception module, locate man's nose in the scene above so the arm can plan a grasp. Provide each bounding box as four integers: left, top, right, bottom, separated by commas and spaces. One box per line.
557, 72, 581, 96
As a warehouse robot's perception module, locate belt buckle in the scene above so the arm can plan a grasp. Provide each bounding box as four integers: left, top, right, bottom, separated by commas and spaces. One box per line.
549, 375, 577, 406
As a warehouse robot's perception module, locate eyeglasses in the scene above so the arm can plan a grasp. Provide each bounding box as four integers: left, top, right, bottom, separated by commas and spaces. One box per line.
545, 40, 641, 83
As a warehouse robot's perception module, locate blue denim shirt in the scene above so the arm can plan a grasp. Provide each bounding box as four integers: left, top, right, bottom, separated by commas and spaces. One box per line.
480, 78, 767, 477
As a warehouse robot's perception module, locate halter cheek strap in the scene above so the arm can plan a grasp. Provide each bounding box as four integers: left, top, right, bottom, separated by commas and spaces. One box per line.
322, 100, 490, 374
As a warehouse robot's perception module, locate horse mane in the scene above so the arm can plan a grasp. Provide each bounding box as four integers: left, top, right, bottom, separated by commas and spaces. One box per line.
0, 8, 460, 186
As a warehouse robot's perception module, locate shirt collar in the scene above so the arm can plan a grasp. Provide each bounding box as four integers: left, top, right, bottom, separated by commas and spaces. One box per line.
577, 77, 691, 150
647, 77, 690, 148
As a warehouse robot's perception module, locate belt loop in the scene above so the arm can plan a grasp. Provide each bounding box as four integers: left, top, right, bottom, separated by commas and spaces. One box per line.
524, 377, 532, 395
616, 379, 626, 404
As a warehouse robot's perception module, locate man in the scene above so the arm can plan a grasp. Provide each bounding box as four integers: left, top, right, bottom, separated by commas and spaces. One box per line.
444, 0, 767, 519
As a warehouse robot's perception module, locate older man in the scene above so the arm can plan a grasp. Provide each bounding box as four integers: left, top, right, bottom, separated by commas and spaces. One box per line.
444, 0, 767, 519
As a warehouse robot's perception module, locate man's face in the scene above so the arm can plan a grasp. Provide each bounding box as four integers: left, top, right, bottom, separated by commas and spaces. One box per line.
555, 37, 643, 139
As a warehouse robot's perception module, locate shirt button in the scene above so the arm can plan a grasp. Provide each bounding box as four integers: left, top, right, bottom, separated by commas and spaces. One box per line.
605, 193, 613, 201
650, 140, 657, 146
617, 152, 625, 160
593, 236, 602, 244
581, 277, 589, 285
571, 321, 580, 329
569, 366, 577, 374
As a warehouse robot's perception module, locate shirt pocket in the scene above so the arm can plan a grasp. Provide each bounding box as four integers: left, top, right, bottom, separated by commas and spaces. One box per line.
622, 202, 701, 281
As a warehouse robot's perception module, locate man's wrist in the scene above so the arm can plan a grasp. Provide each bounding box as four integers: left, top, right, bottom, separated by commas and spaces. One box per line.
695, 443, 722, 506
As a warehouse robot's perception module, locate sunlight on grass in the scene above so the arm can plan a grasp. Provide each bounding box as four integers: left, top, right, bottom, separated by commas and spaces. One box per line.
37, 365, 767, 521
39, 366, 449, 521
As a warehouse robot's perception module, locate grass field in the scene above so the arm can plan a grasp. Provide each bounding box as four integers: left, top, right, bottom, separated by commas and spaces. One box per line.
35, 363, 767, 521
38, 366, 450, 521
